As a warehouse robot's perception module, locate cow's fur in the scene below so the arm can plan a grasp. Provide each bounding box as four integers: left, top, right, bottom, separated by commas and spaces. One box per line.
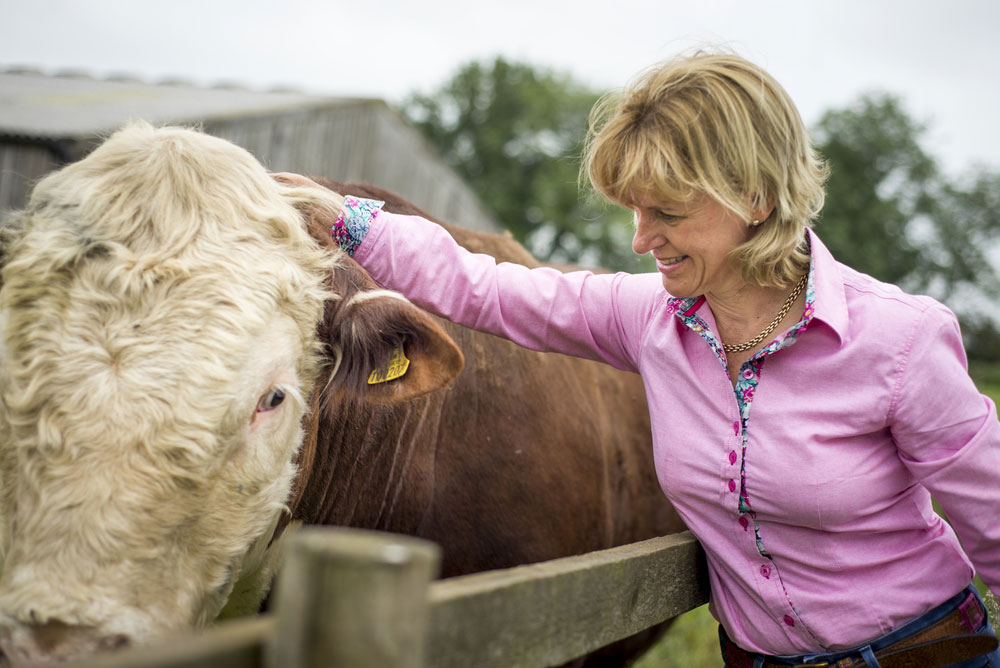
0, 123, 461, 662
0, 124, 680, 666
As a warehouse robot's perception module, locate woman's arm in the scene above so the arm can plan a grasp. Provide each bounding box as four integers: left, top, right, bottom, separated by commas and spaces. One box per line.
889, 302, 1000, 596
351, 202, 662, 372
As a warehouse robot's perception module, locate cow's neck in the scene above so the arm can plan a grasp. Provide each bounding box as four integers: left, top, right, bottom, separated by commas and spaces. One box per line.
283, 392, 444, 536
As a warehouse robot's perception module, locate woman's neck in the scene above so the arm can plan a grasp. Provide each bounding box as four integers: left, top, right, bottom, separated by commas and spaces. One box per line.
705, 281, 788, 333
705, 278, 807, 385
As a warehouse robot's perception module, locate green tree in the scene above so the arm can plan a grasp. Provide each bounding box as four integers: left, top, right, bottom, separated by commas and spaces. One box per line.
813, 93, 1000, 301
813, 94, 938, 290
814, 93, 1000, 360
402, 57, 643, 271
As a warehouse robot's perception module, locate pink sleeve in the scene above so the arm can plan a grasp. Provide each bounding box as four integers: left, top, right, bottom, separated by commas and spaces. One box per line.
353, 210, 663, 372
890, 302, 1000, 594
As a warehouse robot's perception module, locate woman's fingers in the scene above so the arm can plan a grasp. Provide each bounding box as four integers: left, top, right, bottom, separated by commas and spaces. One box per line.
271, 172, 325, 190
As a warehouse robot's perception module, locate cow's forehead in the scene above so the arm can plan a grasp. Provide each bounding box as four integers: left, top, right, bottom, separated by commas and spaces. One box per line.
1, 122, 336, 332
0, 227, 324, 456
4, 293, 219, 445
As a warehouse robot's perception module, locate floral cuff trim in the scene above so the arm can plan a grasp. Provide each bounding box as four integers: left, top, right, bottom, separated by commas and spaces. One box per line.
331, 196, 385, 256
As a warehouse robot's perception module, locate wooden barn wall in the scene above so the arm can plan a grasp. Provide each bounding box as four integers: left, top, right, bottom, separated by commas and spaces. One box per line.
367, 106, 501, 233
0, 142, 61, 214
3, 101, 500, 234
202, 102, 501, 233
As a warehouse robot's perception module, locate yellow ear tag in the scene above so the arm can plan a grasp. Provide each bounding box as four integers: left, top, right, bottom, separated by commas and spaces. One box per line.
367, 344, 410, 385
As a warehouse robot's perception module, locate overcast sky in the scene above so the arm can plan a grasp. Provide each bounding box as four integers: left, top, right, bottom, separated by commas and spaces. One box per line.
2, 0, 998, 176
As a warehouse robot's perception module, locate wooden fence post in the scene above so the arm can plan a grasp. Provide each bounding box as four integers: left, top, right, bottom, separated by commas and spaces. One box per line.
266, 527, 441, 668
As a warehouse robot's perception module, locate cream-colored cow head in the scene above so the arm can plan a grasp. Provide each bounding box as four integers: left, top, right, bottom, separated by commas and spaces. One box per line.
0, 123, 461, 663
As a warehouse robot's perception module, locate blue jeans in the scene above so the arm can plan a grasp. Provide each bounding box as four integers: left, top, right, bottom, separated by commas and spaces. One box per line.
721, 585, 1000, 667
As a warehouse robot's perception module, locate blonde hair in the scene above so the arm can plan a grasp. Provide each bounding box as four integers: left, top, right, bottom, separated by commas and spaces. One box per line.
583, 51, 828, 287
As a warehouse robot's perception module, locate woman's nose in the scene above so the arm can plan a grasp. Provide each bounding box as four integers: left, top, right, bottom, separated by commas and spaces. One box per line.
631, 210, 662, 256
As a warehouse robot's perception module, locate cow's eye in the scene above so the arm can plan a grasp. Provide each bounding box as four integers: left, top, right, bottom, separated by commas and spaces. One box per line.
256, 388, 286, 413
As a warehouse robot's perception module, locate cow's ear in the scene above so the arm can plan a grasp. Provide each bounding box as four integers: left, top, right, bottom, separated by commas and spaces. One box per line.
283, 179, 463, 402
322, 280, 464, 405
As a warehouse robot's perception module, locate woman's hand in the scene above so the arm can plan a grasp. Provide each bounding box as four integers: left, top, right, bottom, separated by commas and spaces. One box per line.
271, 172, 326, 192
271, 172, 346, 212
271, 172, 348, 242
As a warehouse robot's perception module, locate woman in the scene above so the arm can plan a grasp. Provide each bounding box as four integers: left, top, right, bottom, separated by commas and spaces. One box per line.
278, 51, 999, 667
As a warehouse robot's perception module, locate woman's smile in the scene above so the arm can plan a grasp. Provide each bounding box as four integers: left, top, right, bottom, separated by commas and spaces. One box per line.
655, 255, 688, 274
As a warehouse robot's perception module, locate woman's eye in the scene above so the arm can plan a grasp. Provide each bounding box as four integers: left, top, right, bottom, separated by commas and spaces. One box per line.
256, 388, 286, 413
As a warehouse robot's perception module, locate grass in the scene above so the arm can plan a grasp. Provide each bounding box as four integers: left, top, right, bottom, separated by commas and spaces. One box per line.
971, 361, 1000, 403
973, 363, 1000, 405
632, 362, 999, 667
633, 605, 721, 668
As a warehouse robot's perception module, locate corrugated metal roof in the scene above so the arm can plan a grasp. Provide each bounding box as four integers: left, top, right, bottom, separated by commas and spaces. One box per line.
0, 69, 504, 233
0, 70, 363, 140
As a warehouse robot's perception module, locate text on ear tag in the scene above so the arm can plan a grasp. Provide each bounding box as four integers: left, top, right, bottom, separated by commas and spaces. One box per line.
368, 344, 410, 384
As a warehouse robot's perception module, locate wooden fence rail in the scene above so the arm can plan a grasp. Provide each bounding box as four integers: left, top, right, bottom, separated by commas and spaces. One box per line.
64, 527, 708, 668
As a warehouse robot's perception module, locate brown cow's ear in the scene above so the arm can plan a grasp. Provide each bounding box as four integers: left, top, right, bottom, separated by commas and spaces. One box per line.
323, 290, 464, 405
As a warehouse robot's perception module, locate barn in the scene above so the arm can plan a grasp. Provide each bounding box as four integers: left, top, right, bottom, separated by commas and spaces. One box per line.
0, 67, 501, 233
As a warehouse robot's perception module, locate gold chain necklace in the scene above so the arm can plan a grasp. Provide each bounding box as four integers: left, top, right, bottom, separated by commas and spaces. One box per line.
722, 274, 807, 353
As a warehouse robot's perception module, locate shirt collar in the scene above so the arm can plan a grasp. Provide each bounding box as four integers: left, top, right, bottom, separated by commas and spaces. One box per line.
664, 228, 849, 346
805, 228, 849, 345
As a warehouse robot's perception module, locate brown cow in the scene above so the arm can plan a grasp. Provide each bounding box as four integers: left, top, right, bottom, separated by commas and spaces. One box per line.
288, 179, 682, 576
0, 123, 683, 666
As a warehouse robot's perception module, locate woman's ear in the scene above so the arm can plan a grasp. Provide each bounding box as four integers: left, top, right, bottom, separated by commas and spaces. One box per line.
751, 196, 776, 225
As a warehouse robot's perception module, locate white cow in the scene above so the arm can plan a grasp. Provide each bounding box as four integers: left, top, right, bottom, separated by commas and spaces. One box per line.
0, 122, 461, 663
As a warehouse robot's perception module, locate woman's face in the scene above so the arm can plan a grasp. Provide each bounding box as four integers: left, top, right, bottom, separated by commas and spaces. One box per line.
631, 194, 753, 299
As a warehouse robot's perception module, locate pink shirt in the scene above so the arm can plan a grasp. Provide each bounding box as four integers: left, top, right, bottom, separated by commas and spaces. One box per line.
354, 209, 1000, 655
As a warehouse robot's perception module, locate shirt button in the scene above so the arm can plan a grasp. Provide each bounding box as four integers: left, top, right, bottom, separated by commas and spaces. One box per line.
728, 450, 738, 465
760, 565, 771, 579
783, 615, 795, 627
739, 516, 749, 530
732, 421, 740, 435
728, 479, 737, 492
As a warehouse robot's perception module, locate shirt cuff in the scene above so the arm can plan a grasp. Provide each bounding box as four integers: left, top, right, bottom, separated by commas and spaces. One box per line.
331, 196, 385, 256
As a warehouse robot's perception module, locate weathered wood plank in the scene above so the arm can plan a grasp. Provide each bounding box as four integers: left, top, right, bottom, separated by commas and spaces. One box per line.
59, 616, 272, 668
267, 527, 441, 668
56, 529, 706, 668
426, 530, 708, 668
